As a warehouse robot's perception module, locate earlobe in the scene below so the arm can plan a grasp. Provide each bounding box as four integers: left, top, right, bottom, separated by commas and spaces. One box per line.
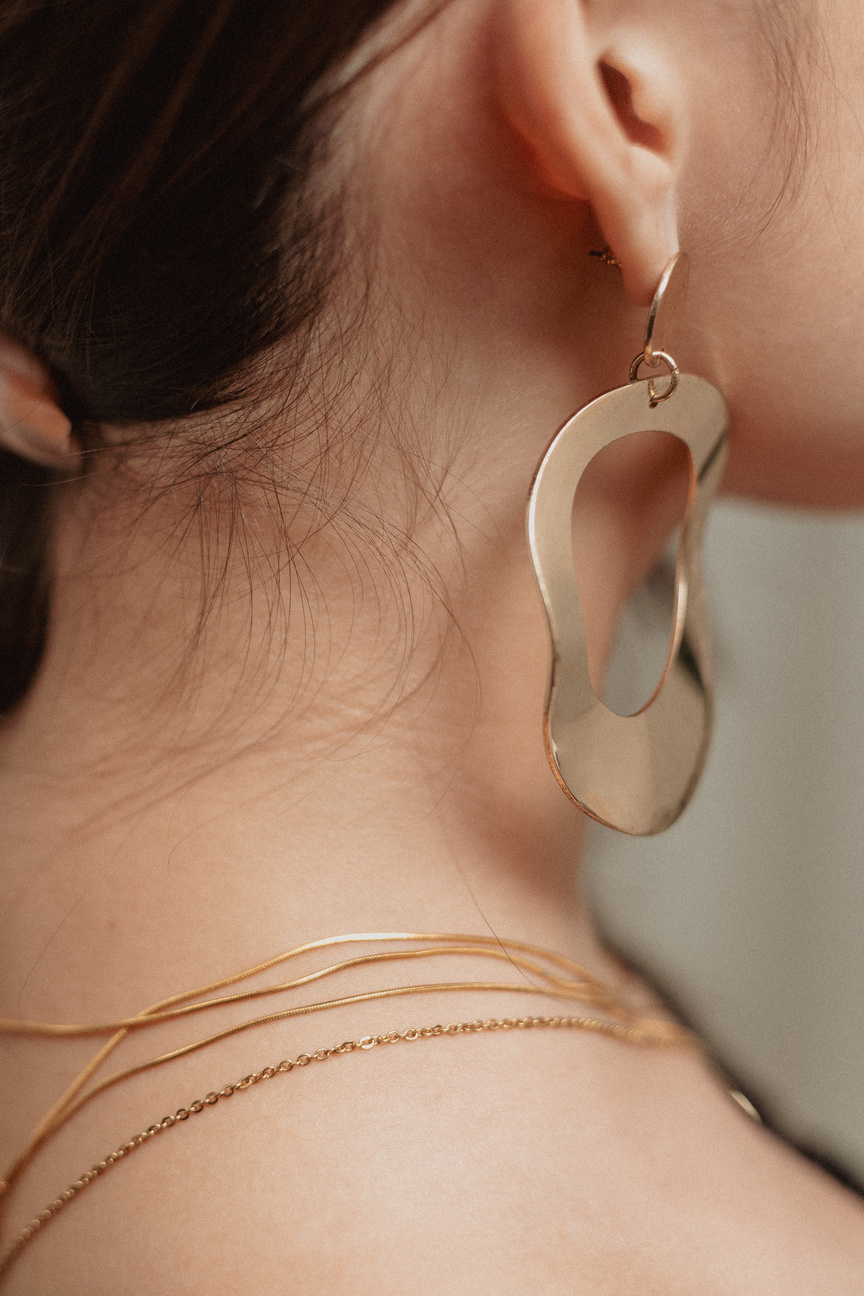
0, 337, 77, 470
495, 0, 680, 304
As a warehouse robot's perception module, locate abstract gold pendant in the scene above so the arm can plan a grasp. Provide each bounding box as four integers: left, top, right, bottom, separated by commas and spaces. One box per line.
527, 255, 728, 835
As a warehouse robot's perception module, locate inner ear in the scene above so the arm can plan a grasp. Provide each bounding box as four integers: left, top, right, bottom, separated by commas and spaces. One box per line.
599, 62, 663, 152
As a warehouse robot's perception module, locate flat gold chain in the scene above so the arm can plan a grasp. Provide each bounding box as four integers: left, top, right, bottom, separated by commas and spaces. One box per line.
0, 1010, 681, 1279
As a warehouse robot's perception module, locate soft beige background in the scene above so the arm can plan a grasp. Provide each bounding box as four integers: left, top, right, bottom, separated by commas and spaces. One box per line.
585, 499, 864, 1181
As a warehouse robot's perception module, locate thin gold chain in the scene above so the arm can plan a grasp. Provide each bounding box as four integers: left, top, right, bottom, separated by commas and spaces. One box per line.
0, 933, 688, 1211
0, 1010, 680, 1279
0, 933, 698, 1281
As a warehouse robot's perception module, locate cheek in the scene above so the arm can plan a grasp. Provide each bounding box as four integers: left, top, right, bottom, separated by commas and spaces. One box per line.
703, 270, 864, 508
671, 2, 864, 509
683, 139, 864, 505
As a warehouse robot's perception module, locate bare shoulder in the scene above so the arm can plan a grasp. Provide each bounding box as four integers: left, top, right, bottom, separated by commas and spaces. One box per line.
6, 1025, 864, 1295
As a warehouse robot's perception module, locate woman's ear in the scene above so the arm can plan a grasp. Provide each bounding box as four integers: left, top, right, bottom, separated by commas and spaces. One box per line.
495, 0, 681, 304
0, 336, 78, 470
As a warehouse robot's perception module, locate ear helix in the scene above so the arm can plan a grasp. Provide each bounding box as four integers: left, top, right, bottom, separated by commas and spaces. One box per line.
0, 338, 76, 470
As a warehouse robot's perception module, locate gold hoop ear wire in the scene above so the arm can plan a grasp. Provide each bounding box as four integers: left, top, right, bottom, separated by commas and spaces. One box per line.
631, 251, 689, 404
527, 252, 728, 836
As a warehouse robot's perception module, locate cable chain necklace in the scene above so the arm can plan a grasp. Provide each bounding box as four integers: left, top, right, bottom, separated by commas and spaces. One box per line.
1, 1011, 672, 1278
0, 932, 699, 1280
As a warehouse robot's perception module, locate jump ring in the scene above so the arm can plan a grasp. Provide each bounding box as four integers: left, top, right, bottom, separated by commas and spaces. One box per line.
628, 349, 679, 405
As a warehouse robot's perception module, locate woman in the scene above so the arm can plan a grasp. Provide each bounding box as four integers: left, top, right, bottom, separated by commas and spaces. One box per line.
1, 0, 863, 1289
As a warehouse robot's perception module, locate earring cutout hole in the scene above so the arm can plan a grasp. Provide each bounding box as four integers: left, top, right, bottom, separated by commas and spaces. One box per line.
571, 429, 693, 717
604, 532, 679, 717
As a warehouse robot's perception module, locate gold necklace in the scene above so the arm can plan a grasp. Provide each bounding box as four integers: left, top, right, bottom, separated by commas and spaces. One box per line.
0, 932, 697, 1279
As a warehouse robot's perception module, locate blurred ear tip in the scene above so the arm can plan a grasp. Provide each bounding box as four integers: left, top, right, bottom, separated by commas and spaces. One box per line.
0, 336, 79, 468
0, 430, 78, 470
0, 387, 78, 470
34, 400, 73, 442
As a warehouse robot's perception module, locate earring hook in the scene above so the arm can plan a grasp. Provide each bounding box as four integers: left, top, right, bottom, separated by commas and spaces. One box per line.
629, 252, 690, 406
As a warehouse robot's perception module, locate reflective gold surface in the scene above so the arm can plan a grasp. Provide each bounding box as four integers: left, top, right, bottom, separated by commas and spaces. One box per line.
643, 251, 690, 364
527, 374, 728, 835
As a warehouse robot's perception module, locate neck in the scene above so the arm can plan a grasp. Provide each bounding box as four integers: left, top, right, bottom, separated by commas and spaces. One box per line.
0, 422, 609, 1024
0, 187, 674, 1020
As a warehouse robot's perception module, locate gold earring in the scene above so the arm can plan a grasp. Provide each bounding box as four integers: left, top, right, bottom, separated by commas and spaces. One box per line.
527, 253, 728, 836
588, 245, 620, 268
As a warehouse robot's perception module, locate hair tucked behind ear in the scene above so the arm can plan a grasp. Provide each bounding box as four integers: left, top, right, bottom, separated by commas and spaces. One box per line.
0, 0, 404, 714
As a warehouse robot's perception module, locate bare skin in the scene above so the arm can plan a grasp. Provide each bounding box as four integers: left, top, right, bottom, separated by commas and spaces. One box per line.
2, 0, 864, 1290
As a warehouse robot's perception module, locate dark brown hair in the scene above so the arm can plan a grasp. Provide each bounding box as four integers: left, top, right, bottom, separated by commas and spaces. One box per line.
0, 0, 403, 712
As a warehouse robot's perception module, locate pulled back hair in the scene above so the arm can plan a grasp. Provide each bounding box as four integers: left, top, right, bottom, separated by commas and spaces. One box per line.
0, 0, 404, 713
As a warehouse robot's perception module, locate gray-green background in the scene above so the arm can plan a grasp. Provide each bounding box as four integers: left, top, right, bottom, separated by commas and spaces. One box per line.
586, 499, 864, 1180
